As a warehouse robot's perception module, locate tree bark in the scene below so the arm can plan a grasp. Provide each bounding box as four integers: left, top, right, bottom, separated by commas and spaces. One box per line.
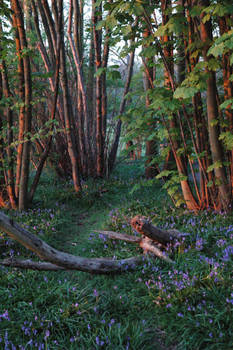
108, 46, 135, 173
57, 1, 82, 192
92, 0, 104, 177
28, 0, 62, 204
199, 0, 231, 211
11, 0, 32, 211
0, 25, 17, 209
131, 215, 182, 245
0, 211, 142, 274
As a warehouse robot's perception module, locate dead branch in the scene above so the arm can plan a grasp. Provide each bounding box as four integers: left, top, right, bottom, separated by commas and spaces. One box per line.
0, 258, 65, 271
131, 215, 182, 245
0, 212, 142, 274
94, 230, 141, 243
139, 239, 174, 264
0, 212, 180, 272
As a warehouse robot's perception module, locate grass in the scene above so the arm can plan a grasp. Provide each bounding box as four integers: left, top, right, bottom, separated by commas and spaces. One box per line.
0, 160, 232, 349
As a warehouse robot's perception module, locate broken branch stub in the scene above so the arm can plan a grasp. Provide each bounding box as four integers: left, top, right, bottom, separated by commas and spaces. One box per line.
131, 215, 181, 245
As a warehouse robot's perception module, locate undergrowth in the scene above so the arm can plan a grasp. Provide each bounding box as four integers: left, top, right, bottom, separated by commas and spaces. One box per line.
0, 160, 232, 349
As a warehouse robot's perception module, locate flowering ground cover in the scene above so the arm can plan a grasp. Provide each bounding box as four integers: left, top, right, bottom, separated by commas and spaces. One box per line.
0, 161, 232, 349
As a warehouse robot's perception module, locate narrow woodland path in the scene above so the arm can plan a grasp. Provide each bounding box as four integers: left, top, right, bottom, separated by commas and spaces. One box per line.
49, 162, 176, 350
1, 161, 177, 349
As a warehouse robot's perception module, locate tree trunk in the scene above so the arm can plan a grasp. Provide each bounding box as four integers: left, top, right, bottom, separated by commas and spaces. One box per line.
0, 211, 142, 274
92, 0, 104, 177
199, 0, 231, 211
108, 46, 135, 174
57, 2, 81, 192
11, 0, 33, 211
0, 54, 17, 209
28, 0, 62, 204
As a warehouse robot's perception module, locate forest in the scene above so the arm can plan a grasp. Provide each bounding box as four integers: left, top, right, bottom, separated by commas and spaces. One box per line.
0, 0, 232, 349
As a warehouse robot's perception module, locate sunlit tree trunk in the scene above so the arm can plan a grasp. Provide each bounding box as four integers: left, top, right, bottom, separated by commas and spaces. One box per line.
11, 0, 33, 210
199, 0, 231, 211
161, 0, 199, 211
0, 52, 17, 209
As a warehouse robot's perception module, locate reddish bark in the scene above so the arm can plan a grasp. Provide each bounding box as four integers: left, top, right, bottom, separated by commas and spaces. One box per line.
11, 0, 33, 210
160, 0, 199, 211
28, 0, 62, 204
199, 0, 231, 211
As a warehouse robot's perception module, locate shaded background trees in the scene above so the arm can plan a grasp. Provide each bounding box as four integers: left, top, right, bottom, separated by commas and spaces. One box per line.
0, 0, 232, 211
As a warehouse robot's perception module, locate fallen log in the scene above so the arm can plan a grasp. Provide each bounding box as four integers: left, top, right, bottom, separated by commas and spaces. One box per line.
139, 239, 174, 264
94, 230, 174, 264
0, 258, 66, 271
0, 212, 179, 273
94, 230, 141, 243
0, 212, 142, 274
131, 215, 182, 245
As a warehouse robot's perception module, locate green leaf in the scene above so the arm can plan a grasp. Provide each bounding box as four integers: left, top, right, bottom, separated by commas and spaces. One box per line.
220, 98, 233, 109
230, 53, 233, 65
207, 161, 223, 173
208, 42, 224, 57
154, 25, 167, 37
207, 58, 220, 71
94, 0, 102, 8
190, 6, 202, 17
94, 67, 106, 77
96, 20, 105, 30
210, 119, 219, 126
122, 25, 132, 35
109, 70, 121, 80
156, 170, 173, 179
174, 86, 198, 99
202, 13, 210, 23
219, 131, 233, 150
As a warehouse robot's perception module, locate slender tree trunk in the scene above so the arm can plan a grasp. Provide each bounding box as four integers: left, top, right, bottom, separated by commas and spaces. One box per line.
28, 0, 62, 204
0, 54, 17, 209
186, 4, 215, 208
0, 47, 8, 208
176, 0, 186, 85
11, 0, 33, 210
199, 0, 231, 210
57, 1, 82, 192
92, 0, 104, 177
12, 12, 25, 201
87, 29, 95, 164
161, 0, 199, 211
108, 46, 135, 173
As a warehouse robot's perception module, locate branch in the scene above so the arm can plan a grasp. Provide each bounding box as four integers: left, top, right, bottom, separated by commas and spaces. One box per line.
0, 211, 142, 274
0, 258, 65, 271
94, 230, 141, 243
139, 240, 174, 264
131, 215, 183, 245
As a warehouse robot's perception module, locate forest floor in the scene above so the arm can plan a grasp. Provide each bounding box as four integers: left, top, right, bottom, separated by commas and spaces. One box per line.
0, 160, 232, 349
